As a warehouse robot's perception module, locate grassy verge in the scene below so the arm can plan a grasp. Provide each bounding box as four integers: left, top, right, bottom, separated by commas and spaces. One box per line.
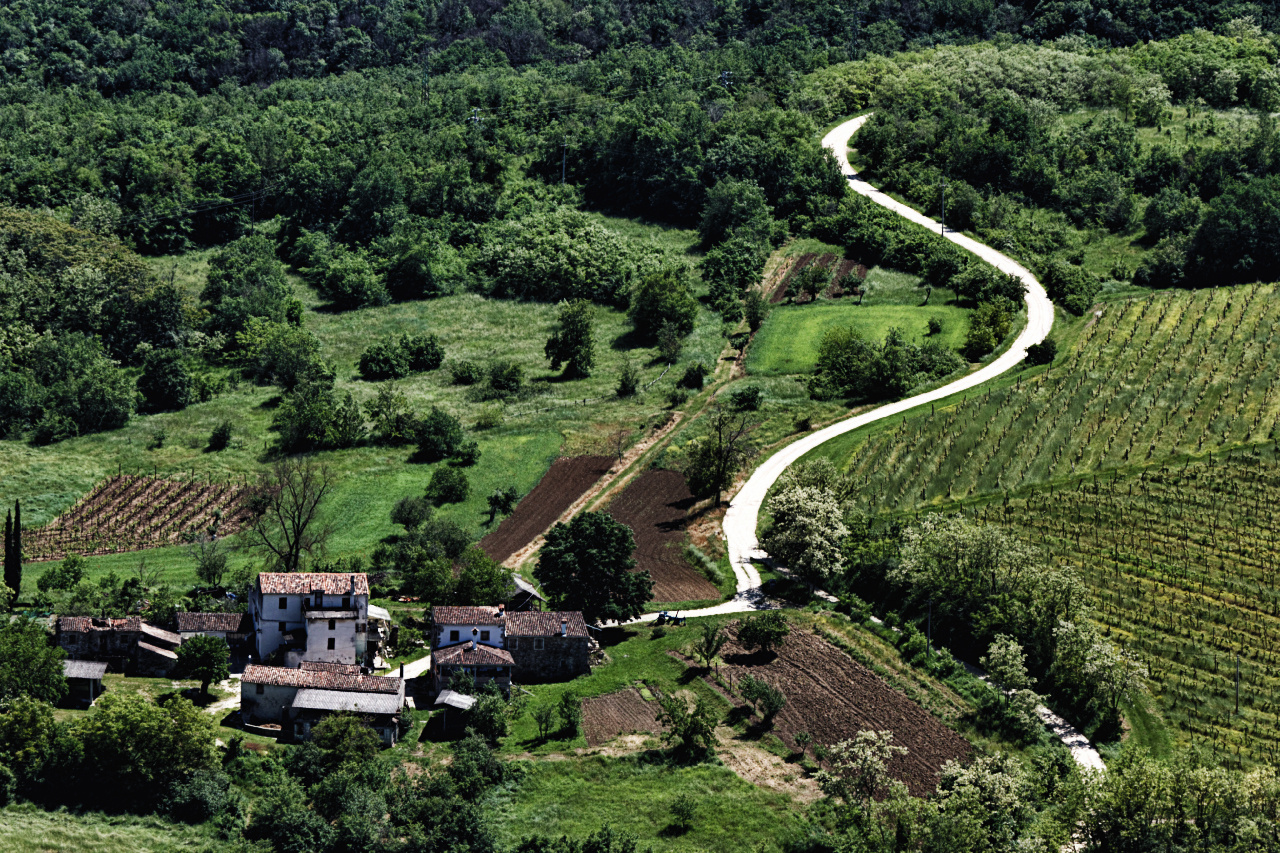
0, 804, 233, 853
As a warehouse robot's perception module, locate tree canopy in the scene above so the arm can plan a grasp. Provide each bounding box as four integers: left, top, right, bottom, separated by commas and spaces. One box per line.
537, 512, 652, 624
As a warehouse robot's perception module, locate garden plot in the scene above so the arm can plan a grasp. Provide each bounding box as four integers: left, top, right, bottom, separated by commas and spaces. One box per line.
478, 455, 613, 564
582, 687, 666, 747
606, 470, 718, 603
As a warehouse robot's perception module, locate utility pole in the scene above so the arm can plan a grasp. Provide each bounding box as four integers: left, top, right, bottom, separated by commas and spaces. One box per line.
927, 600, 932, 656
939, 178, 947, 235
561, 140, 567, 185
1236, 654, 1241, 714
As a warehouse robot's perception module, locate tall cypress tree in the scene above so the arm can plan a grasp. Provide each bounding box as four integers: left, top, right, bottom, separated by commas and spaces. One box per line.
3, 509, 13, 599
9, 500, 21, 603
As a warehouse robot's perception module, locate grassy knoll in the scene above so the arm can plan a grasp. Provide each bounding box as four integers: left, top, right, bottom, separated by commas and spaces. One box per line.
487, 755, 804, 852
747, 267, 966, 377
0, 804, 233, 853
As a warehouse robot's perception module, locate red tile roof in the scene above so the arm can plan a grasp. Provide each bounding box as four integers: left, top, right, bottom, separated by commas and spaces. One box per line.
257, 573, 369, 596
242, 664, 401, 693
434, 644, 515, 666
506, 611, 589, 638
431, 606, 505, 625
58, 616, 141, 633
299, 661, 362, 675
176, 612, 252, 634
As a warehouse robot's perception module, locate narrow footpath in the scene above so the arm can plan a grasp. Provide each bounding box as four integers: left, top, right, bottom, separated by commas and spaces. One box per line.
629, 115, 1102, 772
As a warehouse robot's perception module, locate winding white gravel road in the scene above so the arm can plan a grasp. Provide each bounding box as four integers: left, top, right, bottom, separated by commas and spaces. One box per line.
630, 115, 1104, 772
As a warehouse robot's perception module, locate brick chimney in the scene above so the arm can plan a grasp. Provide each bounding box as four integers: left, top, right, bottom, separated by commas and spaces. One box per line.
561, 618, 567, 637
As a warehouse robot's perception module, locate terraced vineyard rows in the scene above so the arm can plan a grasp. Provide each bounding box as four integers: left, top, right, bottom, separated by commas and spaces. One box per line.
967, 452, 1280, 768
26, 475, 255, 562
832, 285, 1280, 513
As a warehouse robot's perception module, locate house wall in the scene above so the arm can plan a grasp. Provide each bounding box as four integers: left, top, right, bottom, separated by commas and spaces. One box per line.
509, 635, 589, 681
57, 631, 139, 674
251, 592, 305, 661
434, 621, 504, 650
304, 616, 364, 664
252, 590, 370, 663
240, 681, 297, 723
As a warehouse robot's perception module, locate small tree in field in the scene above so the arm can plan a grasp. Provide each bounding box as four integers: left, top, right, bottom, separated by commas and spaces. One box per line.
545, 299, 595, 378
794, 731, 813, 757
736, 611, 790, 656
655, 693, 718, 757
558, 691, 582, 737
533, 703, 558, 741
694, 621, 728, 674
670, 793, 697, 832
174, 635, 230, 697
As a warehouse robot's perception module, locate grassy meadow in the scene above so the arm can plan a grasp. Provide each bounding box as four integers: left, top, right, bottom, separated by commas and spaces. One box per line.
0, 804, 233, 853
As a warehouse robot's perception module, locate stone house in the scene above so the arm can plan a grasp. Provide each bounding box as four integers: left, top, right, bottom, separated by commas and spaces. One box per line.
176, 611, 253, 645
248, 572, 374, 667
55, 616, 181, 676
240, 662, 405, 744
429, 605, 590, 690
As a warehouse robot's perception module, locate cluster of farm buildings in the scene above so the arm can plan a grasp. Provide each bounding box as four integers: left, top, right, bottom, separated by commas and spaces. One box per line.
54, 571, 594, 745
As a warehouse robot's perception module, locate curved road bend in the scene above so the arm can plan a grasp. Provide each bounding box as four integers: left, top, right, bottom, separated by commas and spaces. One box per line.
629, 115, 1100, 771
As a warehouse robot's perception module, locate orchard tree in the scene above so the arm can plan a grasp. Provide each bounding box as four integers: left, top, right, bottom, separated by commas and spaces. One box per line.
684, 406, 754, 505
487, 486, 519, 524
537, 512, 652, 624
174, 634, 231, 697
816, 730, 909, 841
655, 693, 718, 756
454, 547, 513, 605
544, 299, 595, 378
694, 621, 728, 673
761, 485, 849, 585
136, 348, 193, 412
391, 495, 432, 532
736, 611, 790, 655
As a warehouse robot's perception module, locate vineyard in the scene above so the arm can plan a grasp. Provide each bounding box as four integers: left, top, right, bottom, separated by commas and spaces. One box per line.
768, 252, 867, 303
961, 450, 1280, 768
827, 284, 1280, 512
25, 475, 256, 562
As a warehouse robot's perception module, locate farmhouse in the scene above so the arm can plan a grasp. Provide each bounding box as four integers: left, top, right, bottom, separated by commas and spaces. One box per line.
239, 662, 406, 745
429, 604, 591, 690
249, 572, 375, 667
55, 616, 181, 676
176, 611, 253, 649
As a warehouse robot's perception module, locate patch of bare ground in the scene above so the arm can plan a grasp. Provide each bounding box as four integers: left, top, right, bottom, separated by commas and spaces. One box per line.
606, 470, 718, 603
716, 726, 822, 803
582, 687, 667, 747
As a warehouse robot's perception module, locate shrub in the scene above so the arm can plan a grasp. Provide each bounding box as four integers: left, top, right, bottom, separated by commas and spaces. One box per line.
474, 406, 503, 430
558, 692, 582, 737
739, 674, 786, 722
679, 362, 709, 390
391, 495, 432, 532
616, 359, 640, 397
402, 333, 444, 372
453, 439, 481, 467
358, 340, 409, 380
136, 348, 193, 412
450, 360, 484, 385
670, 793, 697, 832
729, 386, 763, 411
927, 316, 944, 336
1024, 339, 1057, 366
487, 361, 524, 395
416, 406, 464, 461
667, 389, 689, 408
426, 467, 469, 505
737, 611, 790, 654
167, 770, 237, 824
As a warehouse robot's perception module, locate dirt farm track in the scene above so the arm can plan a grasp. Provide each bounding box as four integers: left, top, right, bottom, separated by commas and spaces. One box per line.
715, 627, 971, 797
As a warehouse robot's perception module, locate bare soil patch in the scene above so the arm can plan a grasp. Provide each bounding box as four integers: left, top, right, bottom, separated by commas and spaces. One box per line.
716, 627, 971, 797
606, 470, 719, 603
26, 474, 254, 562
582, 687, 666, 747
716, 726, 823, 803
479, 456, 612, 564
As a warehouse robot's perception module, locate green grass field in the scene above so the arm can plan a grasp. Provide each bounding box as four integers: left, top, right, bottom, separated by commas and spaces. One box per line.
746, 267, 968, 377
0, 804, 233, 853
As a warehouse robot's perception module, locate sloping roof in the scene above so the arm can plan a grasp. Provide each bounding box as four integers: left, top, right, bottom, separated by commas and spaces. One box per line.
58, 616, 141, 633
434, 644, 515, 666
139, 622, 181, 646
431, 606, 504, 625
368, 604, 392, 622
258, 573, 370, 596
242, 664, 402, 694
176, 612, 251, 633
137, 641, 178, 660
505, 611, 589, 638
434, 689, 477, 710
299, 661, 362, 675
63, 660, 108, 680
292, 688, 401, 715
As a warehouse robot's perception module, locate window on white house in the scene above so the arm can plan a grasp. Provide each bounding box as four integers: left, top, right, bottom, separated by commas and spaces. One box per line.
278, 622, 286, 633
329, 618, 336, 630
480, 630, 490, 641
327, 638, 335, 650
533, 638, 545, 650
278, 597, 287, 610
450, 630, 459, 642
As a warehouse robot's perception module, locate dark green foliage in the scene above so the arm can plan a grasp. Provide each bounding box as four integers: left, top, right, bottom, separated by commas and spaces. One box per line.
729, 386, 763, 411
629, 270, 698, 340
545, 300, 596, 378
537, 511, 652, 624
391, 496, 432, 532
3, 502, 20, 604
236, 319, 326, 391
739, 674, 787, 722
487, 486, 520, 524
136, 348, 192, 413
736, 611, 791, 655
679, 362, 709, 390
272, 374, 365, 453
315, 248, 389, 310
811, 326, 964, 401
685, 406, 753, 505
203, 235, 292, 339
951, 264, 1026, 306
1024, 339, 1058, 366
1191, 174, 1280, 285
0, 618, 65, 704
559, 692, 583, 737
1040, 259, 1101, 316
359, 333, 444, 380
450, 360, 484, 385
515, 825, 648, 853
364, 384, 418, 446
167, 769, 238, 825
174, 634, 230, 696
699, 178, 776, 247
207, 420, 233, 451
744, 290, 769, 333
455, 440, 482, 467
416, 406, 465, 461
962, 300, 1016, 361
454, 548, 514, 607
486, 360, 525, 397
426, 467, 470, 505
616, 359, 640, 398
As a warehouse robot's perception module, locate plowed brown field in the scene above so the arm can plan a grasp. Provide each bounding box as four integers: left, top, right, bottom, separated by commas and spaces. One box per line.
479, 456, 612, 563
606, 470, 718, 603
582, 687, 666, 747
717, 627, 971, 797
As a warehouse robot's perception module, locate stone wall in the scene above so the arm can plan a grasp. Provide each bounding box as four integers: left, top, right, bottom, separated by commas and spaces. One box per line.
509, 635, 589, 682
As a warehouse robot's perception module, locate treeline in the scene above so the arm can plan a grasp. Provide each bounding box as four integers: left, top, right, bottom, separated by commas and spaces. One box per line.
797, 29, 1280, 304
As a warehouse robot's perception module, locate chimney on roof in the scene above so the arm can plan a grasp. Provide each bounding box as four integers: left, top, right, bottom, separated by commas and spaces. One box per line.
561, 618, 567, 637
498, 603, 505, 615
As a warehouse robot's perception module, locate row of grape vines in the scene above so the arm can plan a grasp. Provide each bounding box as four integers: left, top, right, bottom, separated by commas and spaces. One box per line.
25, 475, 255, 562
836, 285, 1280, 513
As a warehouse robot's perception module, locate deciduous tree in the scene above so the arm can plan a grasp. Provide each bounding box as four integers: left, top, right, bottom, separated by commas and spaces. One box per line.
544, 299, 595, 378
537, 512, 651, 625
174, 634, 231, 697
245, 457, 336, 572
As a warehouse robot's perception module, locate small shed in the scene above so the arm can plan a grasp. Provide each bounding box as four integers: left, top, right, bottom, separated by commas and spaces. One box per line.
290, 688, 403, 745
62, 659, 107, 706
508, 575, 546, 612
433, 688, 477, 732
